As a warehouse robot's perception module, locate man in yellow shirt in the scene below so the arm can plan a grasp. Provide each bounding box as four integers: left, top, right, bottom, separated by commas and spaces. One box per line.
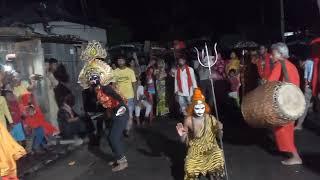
113, 57, 137, 136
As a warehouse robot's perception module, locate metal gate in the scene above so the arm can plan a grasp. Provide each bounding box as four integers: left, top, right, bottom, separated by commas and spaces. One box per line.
0, 39, 47, 109
42, 43, 85, 114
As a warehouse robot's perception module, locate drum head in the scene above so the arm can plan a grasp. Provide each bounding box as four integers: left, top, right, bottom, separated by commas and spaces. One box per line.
276, 83, 306, 120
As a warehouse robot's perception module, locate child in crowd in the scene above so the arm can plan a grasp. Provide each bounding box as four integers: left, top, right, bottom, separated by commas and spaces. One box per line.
228, 69, 241, 106
4, 91, 26, 144
135, 80, 152, 126
20, 93, 57, 154
146, 67, 156, 121
24, 105, 49, 154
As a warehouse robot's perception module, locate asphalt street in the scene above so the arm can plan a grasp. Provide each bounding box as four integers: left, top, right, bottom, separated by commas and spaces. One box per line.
24, 112, 320, 180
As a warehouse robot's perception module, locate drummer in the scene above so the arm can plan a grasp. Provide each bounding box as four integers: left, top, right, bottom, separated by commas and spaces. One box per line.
268, 42, 302, 165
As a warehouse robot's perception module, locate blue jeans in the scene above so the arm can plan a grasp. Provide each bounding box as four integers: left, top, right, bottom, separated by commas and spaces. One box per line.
177, 95, 191, 116
297, 87, 312, 128
32, 127, 47, 150
126, 98, 135, 130
108, 109, 129, 160
127, 98, 135, 118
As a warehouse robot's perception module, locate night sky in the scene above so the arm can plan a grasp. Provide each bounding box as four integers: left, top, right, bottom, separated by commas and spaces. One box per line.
3, 0, 320, 41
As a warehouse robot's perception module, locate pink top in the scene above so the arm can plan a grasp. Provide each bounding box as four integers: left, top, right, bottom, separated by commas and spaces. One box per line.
229, 76, 241, 92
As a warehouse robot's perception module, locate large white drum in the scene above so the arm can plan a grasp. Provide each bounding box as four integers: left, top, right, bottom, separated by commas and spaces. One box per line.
241, 81, 306, 128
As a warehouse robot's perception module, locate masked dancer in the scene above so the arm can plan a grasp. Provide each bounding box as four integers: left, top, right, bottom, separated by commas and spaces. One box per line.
176, 88, 225, 180
78, 41, 129, 172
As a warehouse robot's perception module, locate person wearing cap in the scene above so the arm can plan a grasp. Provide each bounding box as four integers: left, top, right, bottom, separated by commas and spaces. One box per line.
176, 88, 225, 180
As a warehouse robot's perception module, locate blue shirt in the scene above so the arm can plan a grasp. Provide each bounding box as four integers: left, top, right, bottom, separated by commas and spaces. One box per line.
304, 59, 314, 82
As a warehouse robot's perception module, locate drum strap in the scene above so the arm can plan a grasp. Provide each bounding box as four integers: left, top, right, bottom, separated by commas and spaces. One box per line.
280, 60, 290, 83
270, 58, 274, 69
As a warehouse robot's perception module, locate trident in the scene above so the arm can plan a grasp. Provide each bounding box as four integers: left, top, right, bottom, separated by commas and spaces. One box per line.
194, 43, 229, 180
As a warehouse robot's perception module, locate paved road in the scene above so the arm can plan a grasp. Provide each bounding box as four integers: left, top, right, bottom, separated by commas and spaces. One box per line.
24, 113, 320, 180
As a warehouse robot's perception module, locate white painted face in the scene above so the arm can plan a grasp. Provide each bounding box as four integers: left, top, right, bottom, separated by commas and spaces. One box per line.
194, 102, 206, 117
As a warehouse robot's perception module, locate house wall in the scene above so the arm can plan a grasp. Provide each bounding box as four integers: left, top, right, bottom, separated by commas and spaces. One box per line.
30, 21, 107, 44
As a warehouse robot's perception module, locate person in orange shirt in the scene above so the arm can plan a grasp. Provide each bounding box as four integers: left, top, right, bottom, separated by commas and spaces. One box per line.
268, 42, 302, 165
256, 45, 273, 82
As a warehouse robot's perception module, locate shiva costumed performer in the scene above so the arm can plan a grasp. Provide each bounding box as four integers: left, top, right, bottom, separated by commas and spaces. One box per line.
268, 42, 302, 165
78, 41, 129, 172
176, 88, 225, 180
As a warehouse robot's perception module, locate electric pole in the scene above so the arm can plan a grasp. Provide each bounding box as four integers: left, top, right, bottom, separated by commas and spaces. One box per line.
280, 0, 285, 42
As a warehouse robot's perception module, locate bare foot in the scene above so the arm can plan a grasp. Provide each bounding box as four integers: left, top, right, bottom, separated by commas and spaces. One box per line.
281, 157, 303, 165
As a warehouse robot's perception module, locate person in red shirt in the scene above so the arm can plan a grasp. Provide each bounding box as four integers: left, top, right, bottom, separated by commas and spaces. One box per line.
256, 45, 273, 82
228, 69, 241, 106
268, 42, 302, 165
4, 91, 26, 144
311, 57, 320, 112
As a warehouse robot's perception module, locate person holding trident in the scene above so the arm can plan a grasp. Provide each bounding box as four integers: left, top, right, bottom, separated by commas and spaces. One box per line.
177, 43, 229, 180
176, 88, 225, 180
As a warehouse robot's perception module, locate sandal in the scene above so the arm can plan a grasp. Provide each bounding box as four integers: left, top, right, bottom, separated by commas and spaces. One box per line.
112, 161, 128, 172
108, 161, 116, 166
109, 156, 127, 166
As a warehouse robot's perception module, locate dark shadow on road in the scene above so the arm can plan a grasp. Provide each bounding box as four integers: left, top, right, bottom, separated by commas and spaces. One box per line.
213, 80, 259, 145
301, 153, 320, 175
88, 145, 114, 163
304, 113, 320, 137
136, 128, 186, 180
214, 80, 280, 156
219, 96, 265, 144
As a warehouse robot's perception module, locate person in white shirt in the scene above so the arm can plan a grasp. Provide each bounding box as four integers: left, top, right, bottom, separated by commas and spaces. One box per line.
296, 56, 314, 130
174, 55, 198, 116
135, 80, 152, 126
